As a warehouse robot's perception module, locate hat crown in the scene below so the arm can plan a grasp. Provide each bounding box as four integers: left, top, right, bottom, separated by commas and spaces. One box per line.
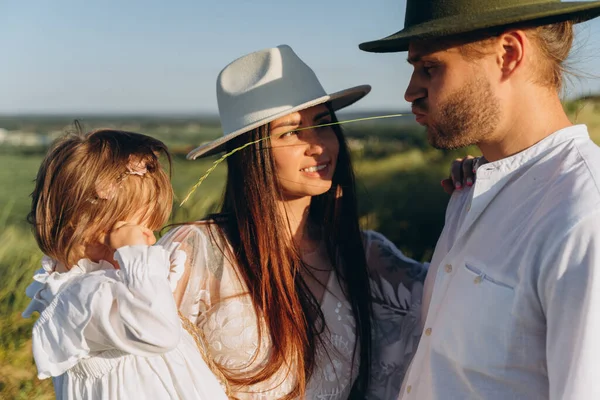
216, 45, 328, 137
360, 0, 600, 53
405, 0, 558, 27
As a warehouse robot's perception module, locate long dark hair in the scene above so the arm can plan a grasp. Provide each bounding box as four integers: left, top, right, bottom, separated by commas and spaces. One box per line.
206, 105, 372, 398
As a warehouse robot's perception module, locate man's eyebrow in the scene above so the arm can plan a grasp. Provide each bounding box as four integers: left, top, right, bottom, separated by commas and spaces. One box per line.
407, 55, 421, 65
408, 54, 443, 65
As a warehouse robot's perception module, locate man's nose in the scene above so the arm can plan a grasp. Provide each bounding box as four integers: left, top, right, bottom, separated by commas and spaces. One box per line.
405, 72, 426, 103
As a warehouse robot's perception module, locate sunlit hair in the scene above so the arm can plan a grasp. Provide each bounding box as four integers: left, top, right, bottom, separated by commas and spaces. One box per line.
525, 21, 574, 90
204, 104, 372, 398
456, 21, 574, 91
28, 126, 173, 268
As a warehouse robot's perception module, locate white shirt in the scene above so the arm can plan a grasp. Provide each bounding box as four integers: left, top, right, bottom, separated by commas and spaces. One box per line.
23, 245, 228, 400
401, 125, 600, 400
159, 225, 425, 399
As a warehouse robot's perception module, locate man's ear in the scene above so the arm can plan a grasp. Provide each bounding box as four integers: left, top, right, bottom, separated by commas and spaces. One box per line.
497, 30, 526, 81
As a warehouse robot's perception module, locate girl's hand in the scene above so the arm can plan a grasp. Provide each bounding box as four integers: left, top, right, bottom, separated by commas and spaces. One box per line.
108, 221, 156, 250
441, 156, 486, 194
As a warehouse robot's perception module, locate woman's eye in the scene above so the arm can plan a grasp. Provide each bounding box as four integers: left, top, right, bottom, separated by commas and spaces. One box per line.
279, 130, 297, 138
316, 120, 332, 130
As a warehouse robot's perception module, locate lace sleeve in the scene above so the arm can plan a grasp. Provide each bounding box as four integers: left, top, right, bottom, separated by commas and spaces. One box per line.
158, 223, 224, 325
363, 230, 426, 400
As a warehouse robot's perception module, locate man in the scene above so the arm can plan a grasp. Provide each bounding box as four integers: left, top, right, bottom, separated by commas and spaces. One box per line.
360, 1, 600, 399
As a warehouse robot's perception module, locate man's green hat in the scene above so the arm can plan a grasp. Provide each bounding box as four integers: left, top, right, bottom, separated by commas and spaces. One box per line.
359, 0, 600, 53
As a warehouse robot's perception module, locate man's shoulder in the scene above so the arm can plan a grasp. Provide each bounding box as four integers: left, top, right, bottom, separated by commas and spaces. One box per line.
531, 136, 600, 237
444, 186, 472, 221
552, 136, 600, 209
571, 135, 600, 197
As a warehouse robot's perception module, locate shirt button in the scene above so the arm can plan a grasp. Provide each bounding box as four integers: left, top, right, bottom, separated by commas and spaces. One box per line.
425, 328, 432, 336
407, 385, 412, 394
445, 264, 453, 273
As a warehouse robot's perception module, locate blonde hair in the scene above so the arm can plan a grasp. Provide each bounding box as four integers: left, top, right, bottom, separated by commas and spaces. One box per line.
28, 127, 173, 268
527, 21, 574, 90
458, 21, 574, 91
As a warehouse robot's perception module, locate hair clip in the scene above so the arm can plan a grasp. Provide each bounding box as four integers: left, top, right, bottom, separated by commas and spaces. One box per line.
95, 181, 118, 200
89, 155, 149, 203
126, 155, 148, 176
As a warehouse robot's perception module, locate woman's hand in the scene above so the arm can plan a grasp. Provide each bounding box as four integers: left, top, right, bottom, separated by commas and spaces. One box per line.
108, 221, 156, 250
441, 156, 486, 194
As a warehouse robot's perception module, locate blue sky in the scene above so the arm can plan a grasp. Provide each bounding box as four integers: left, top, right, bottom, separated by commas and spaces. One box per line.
1, 0, 599, 114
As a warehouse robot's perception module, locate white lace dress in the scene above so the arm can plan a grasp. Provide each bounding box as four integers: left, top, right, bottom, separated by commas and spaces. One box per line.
159, 224, 425, 400
22, 244, 228, 400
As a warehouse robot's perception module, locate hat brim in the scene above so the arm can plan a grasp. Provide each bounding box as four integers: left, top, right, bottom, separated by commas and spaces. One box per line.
186, 85, 371, 160
359, 1, 600, 53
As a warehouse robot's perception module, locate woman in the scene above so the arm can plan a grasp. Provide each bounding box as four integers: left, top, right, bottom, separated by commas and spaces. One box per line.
160, 45, 473, 400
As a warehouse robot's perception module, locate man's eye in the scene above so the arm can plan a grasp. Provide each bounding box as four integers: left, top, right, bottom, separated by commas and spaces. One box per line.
423, 64, 438, 76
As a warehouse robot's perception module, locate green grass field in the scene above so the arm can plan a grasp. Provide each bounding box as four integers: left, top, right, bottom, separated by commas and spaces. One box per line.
1, 99, 599, 398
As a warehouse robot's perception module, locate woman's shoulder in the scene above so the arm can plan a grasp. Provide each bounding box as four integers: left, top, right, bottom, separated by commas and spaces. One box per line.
159, 221, 217, 246
160, 221, 228, 262
361, 230, 413, 260
361, 229, 387, 244
360, 229, 428, 283
159, 220, 229, 289
361, 229, 401, 257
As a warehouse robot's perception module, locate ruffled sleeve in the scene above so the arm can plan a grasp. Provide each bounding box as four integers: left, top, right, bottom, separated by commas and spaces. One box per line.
158, 223, 224, 325
30, 245, 181, 379
162, 241, 188, 292
363, 230, 427, 400
22, 256, 57, 318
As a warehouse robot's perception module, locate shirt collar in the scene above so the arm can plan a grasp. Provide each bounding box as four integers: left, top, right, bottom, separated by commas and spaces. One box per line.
480, 124, 589, 175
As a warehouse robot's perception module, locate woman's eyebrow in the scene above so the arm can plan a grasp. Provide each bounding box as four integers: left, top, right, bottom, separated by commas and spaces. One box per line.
271, 116, 302, 129
313, 110, 332, 122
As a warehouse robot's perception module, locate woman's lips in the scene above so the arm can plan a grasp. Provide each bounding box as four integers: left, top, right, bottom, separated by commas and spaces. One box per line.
300, 162, 330, 177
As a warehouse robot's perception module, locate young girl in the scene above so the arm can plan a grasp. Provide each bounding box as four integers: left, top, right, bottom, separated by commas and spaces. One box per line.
22, 128, 229, 399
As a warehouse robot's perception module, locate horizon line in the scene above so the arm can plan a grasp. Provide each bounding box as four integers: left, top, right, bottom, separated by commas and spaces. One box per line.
0, 109, 413, 119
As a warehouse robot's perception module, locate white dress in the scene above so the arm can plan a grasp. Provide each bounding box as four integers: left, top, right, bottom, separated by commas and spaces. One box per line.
159, 224, 426, 400
22, 244, 228, 400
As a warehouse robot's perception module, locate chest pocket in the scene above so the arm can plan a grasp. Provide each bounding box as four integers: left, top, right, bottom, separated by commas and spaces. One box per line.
430, 263, 515, 372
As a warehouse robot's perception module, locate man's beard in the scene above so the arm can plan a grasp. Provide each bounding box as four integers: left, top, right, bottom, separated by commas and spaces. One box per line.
423, 76, 500, 150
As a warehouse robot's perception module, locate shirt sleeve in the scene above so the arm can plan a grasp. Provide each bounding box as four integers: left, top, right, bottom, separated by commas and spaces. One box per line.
158, 223, 221, 325
539, 211, 600, 400
31, 245, 181, 379
363, 230, 427, 400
